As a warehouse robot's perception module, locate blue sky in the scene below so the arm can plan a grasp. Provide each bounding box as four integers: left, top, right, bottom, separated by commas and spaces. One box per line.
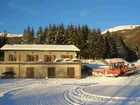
0, 0, 140, 34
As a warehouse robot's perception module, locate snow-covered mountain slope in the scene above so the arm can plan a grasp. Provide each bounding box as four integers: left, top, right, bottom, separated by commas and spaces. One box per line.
102, 25, 140, 34
0, 33, 22, 37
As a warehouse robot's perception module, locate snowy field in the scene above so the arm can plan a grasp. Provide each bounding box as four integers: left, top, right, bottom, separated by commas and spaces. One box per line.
0, 74, 140, 105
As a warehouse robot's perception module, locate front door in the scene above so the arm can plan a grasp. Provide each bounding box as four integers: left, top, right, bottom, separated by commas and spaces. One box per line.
48, 68, 55, 78
67, 67, 75, 78
26, 68, 34, 78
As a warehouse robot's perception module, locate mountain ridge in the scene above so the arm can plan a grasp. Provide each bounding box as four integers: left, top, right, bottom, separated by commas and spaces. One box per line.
0, 33, 22, 37
102, 25, 140, 34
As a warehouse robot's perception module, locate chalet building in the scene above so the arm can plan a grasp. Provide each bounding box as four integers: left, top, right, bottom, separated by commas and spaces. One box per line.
0, 44, 82, 78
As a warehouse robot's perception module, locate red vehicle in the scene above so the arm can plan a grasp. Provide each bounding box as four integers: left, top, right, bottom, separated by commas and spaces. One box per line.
92, 62, 129, 76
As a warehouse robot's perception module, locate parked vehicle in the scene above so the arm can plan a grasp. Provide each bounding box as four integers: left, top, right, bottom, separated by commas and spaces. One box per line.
1, 71, 16, 78
92, 61, 136, 77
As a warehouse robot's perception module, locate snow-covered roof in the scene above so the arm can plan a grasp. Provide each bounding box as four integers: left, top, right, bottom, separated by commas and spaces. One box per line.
1, 44, 80, 51
105, 58, 129, 64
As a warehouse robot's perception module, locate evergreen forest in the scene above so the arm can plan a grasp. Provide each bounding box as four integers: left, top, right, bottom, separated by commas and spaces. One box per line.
0, 24, 139, 61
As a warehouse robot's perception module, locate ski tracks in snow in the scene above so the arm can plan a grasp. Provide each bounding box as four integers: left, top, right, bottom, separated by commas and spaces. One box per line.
0, 79, 78, 105
64, 87, 140, 104
0, 76, 140, 105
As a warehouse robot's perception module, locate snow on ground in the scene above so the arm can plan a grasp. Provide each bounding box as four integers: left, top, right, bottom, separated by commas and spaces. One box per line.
0, 74, 140, 105
2, 58, 139, 105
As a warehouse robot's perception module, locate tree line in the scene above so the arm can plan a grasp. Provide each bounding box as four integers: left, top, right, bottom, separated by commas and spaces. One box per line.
0, 24, 139, 61
0, 32, 8, 60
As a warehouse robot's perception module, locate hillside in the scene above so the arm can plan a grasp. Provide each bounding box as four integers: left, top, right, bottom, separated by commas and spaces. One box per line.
109, 26, 140, 47
102, 25, 140, 61
101, 25, 140, 34
102, 25, 140, 57
0, 33, 22, 44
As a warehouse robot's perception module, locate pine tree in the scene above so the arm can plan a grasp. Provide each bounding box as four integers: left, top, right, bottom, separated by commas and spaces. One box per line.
81, 25, 89, 58
36, 26, 44, 44
112, 34, 128, 59
0, 32, 8, 60
31, 28, 35, 43
87, 29, 105, 59
55, 24, 66, 44
22, 26, 34, 44
87, 31, 94, 58
94, 30, 105, 59
65, 24, 75, 44
44, 25, 52, 44
104, 31, 118, 58
43, 27, 48, 44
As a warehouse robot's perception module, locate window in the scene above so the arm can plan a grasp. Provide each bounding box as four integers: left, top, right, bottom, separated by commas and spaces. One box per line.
27, 55, 38, 61
34, 55, 38, 61
44, 55, 56, 62
69, 55, 73, 59
9, 55, 17, 61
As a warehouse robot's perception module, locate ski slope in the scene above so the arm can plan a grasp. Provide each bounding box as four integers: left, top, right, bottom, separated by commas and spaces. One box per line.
0, 74, 140, 105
